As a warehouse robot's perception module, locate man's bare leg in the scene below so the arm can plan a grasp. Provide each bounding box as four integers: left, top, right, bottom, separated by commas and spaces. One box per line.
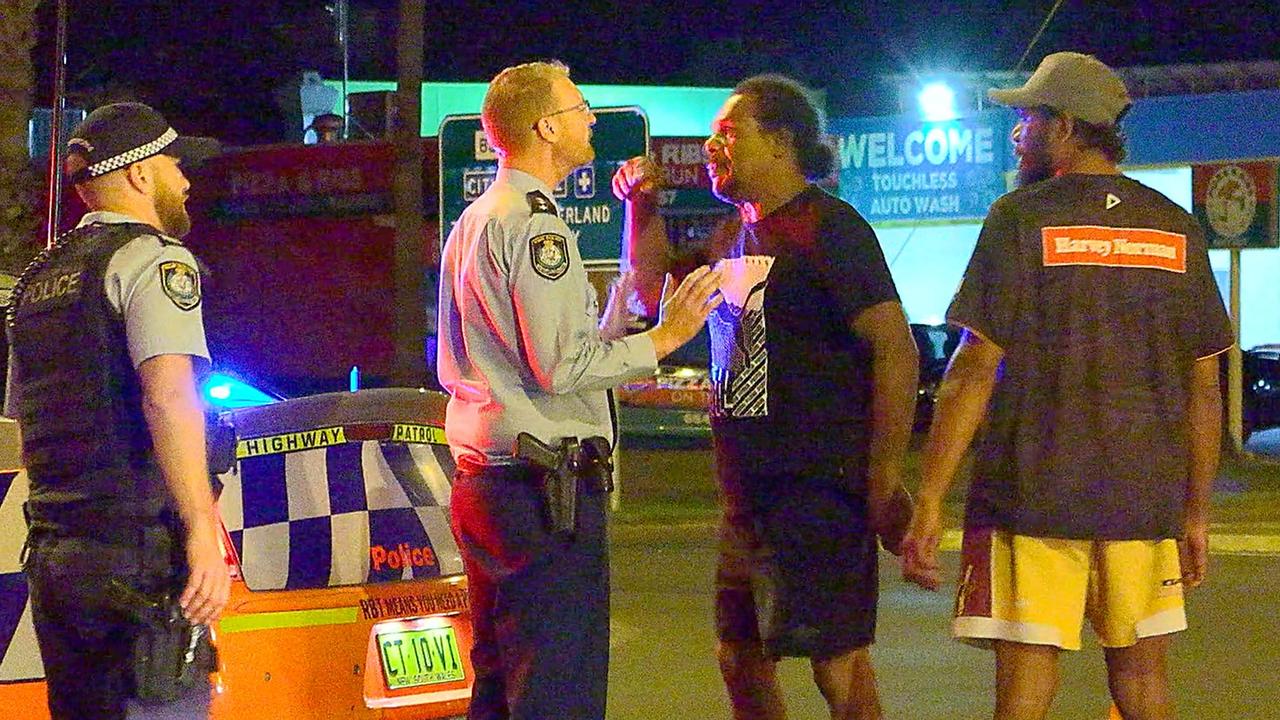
812, 646, 882, 720
1104, 635, 1175, 720
717, 639, 787, 720
994, 641, 1060, 720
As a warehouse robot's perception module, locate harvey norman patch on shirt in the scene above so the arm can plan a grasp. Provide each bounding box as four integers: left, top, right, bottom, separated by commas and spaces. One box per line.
1041, 225, 1187, 274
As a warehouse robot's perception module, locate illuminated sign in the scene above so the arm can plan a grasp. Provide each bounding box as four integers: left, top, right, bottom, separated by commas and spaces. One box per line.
199, 141, 440, 221
439, 108, 649, 262
651, 136, 720, 210
653, 137, 710, 190
830, 110, 1014, 223
1192, 161, 1279, 249
650, 137, 734, 253
326, 80, 730, 137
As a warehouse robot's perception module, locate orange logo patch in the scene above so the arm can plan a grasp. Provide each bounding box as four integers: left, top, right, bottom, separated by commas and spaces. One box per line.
1041, 226, 1187, 273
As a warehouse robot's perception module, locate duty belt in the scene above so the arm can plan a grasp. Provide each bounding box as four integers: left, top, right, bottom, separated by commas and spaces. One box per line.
457, 435, 614, 537
24, 499, 174, 545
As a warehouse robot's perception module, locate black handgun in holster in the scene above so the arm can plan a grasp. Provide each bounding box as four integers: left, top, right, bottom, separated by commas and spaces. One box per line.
515, 432, 614, 536
107, 578, 217, 704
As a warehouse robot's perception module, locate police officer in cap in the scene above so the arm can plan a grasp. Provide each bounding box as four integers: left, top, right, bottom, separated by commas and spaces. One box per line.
437, 61, 723, 720
5, 102, 230, 718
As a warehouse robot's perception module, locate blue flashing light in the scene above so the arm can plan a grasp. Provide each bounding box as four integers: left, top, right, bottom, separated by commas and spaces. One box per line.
202, 372, 279, 409
918, 82, 958, 122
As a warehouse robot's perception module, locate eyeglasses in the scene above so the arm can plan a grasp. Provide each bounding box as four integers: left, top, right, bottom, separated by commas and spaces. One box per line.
542, 100, 591, 120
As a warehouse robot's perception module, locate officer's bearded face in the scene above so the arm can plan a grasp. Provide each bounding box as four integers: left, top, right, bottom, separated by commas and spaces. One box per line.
152, 155, 193, 238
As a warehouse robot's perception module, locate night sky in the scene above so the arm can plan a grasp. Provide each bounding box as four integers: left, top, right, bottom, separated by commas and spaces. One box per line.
31, 0, 1280, 144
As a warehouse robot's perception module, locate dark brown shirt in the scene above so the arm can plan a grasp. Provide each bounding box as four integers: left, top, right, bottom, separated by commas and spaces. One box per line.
950, 174, 1233, 539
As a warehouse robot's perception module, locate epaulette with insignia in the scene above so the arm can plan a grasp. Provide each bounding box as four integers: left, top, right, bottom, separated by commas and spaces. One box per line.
527, 190, 557, 215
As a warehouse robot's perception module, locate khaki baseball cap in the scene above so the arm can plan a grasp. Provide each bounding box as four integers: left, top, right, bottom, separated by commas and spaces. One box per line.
987, 52, 1131, 125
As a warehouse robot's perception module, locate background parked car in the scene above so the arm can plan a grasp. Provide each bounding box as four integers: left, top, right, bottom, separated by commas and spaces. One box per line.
1243, 344, 1280, 440
911, 323, 960, 432
618, 324, 965, 444
617, 329, 713, 448
913, 325, 1280, 442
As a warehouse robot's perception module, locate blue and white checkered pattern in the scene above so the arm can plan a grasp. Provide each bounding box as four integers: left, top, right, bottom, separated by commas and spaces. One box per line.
0, 437, 463, 681
219, 440, 462, 591
0, 470, 45, 682
85, 127, 177, 178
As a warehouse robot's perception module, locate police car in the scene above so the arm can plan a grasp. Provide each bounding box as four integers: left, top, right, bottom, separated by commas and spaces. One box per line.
911, 322, 961, 432
0, 385, 472, 719
1243, 344, 1280, 440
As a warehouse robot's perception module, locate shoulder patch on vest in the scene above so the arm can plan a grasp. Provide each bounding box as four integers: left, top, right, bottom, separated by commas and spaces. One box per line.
526, 190, 557, 215
159, 260, 201, 310
530, 233, 570, 280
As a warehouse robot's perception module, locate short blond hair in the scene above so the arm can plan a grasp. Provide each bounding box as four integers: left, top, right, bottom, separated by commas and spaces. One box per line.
481, 61, 570, 156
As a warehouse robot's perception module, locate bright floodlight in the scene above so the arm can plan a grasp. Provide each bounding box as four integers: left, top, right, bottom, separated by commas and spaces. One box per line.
918, 82, 958, 122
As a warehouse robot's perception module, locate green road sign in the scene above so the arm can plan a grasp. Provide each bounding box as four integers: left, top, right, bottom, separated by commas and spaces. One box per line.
438, 107, 649, 262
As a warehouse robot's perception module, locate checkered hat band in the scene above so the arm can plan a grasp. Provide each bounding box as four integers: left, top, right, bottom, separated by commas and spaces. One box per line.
85, 127, 177, 177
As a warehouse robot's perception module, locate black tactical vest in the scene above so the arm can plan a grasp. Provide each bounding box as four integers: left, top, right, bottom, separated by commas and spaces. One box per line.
8, 222, 173, 536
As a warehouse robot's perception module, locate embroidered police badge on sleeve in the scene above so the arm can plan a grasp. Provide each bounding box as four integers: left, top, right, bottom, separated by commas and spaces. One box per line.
526, 190, 557, 215
530, 233, 570, 280
159, 261, 201, 310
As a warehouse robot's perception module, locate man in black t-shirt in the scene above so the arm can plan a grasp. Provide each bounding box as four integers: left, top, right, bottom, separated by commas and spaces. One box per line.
615, 75, 919, 720
901, 53, 1233, 720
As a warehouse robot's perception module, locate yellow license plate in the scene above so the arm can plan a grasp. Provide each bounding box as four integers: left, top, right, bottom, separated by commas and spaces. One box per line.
376, 625, 466, 689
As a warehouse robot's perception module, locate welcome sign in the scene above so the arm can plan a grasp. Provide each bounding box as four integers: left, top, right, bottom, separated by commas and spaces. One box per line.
830, 110, 1014, 223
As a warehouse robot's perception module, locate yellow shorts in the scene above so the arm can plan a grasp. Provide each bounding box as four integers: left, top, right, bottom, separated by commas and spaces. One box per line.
952, 527, 1186, 651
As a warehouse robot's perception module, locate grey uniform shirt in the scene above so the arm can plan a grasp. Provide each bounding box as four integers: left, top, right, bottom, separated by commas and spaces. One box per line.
437, 168, 657, 460
4, 211, 210, 416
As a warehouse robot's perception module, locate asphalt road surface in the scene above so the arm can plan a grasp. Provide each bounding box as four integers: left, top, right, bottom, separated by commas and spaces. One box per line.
606, 523, 1280, 720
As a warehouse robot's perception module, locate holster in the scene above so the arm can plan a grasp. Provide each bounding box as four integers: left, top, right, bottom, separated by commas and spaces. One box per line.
206, 411, 237, 476
515, 433, 614, 537
130, 597, 216, 705
105, 533, 218, 705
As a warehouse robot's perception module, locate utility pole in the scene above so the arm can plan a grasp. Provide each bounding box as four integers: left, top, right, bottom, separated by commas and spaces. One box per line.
45, 0, 69, 248
391, 0, 426, 386
335, 0, 351, 139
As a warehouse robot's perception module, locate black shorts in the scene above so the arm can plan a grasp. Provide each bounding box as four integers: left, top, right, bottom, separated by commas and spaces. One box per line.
714, 483, 878, 660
